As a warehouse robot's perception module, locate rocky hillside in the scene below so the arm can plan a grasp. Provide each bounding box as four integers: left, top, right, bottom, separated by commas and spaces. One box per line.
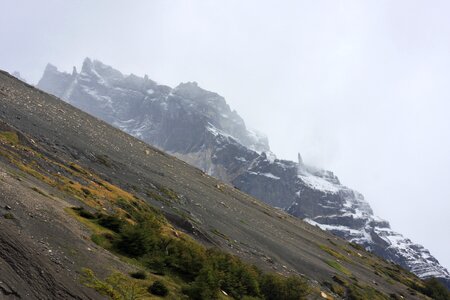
4, 68, 447, 299
37, 58, 450, 288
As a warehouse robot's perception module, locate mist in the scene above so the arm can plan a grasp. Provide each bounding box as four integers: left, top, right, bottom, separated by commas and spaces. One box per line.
1, 0, 449, 269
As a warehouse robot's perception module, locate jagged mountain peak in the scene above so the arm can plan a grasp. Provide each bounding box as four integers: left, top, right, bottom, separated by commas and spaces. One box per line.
43, 62, 59, 74
81, 56, 93, 71
80, 58, 124, 85
172, 81, 231, 114
37, 58, 270, 158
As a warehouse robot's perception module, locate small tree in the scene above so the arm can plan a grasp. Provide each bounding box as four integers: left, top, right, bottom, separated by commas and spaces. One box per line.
148, 280, 169, 297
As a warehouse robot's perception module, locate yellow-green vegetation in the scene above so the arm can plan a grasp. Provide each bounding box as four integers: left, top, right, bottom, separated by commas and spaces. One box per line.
370, 262, 432, 297
420, 278, 450, 300
31, 186, 48, 197
81, 268, 183, 300
325, 260, 352, 276
72, 203, 310, 300
159, 186, 179, 201
0, 131, 19, 145
3, 212, 15, 219
81, 269, 147, 300
0, 129, 310, 299
211, 228, 231, 242
319, 244, 349, 262
329, 275, 389, 300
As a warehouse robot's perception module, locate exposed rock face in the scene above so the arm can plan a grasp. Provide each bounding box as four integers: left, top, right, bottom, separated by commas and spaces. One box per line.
37, 58, 450, 287
38, 58, 267, 182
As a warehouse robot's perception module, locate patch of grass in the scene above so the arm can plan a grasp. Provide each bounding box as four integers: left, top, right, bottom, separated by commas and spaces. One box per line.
159, 186, 179, 201
372, 262, 425, 292
3, 213, 15, 219
324, 280, 345, 297
81, 268, 147, 299
211, 228, 231, 242
327, 238, 337, 246
325, 260, 352, 276
0, 131, 19, 145
31, 186, 47, 197
319, 244, 349, 262
65, 207, 115, 237
146, 190, 170, 205
349, 242, 365, 251
346, 283, 388, 300
91, 233, 114, 249
18, 162, 55, 186
72, 206, 96, 219
331, 275, 389, 300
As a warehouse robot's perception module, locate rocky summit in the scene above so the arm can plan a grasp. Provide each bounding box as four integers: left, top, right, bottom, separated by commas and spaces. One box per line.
38, 58, 450, 288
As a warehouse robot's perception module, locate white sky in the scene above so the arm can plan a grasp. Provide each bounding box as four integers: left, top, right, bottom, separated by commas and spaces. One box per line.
1, 0, 449, 270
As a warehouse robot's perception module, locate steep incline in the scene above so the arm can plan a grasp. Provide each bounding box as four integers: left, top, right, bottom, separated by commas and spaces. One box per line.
37, 58, 450, 287
4, 69, 439, 299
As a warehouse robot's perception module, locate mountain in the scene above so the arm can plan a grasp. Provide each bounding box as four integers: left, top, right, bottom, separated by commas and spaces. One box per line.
3, 69, 444, 299
37, 58, 450, 289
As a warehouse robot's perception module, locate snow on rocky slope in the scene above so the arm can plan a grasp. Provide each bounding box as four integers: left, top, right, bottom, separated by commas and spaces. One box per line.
37, 58, 450, 287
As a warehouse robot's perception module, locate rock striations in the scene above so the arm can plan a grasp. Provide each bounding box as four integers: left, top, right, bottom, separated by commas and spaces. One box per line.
37, 58, 450, 287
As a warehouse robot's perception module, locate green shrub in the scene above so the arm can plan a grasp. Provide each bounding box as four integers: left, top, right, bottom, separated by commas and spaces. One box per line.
97, 214, 124, 233
115, 220, 159, 257
91, 233, 114, 248
183, 266, 220, 300
81, 187, 91, 196
260, 273, 309, 300
72, 206, 96, 219
420, 278, 450, 300
165, 239, 206, 279
129, 270, 147, 280
148, 280, 169, 297
143, 255, 167, 275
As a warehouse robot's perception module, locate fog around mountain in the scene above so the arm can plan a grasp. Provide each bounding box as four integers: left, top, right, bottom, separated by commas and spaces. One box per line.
1, 0, 449, 270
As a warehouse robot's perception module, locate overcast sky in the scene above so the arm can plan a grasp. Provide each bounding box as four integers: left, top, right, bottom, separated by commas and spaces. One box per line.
1, 0, 449, 270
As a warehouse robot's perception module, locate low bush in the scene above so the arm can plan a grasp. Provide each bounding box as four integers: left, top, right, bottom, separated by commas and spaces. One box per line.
148, 280, 169, 297
97, 214, 124, 233
115, 220, 159, 257
420, 278, 450, 300
72, 206, 96, 219
129, 270, 147, 280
